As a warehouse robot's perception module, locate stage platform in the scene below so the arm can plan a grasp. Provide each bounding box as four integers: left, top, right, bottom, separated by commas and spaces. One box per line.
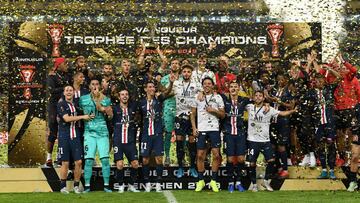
0, 166, 356, 193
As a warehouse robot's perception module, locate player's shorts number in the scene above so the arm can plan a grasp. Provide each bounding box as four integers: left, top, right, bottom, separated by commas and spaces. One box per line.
58, 147, 63, 155
248, 148, 254, 156
84, 145, 88, 156
141, 142, 147, 150
114, 146, 118, 154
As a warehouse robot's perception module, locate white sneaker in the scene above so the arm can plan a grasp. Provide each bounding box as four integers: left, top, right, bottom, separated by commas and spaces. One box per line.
287, 158, 293, 166
347, 181, 358, 192
249, 183, 258, 192
128, 184, 140, 192
262, 179, 274, 192
0, 164, 10, 168
309, 152, 316, 168
155, 183, 162, 192
299, 154, 310, 167
118, 184, 124, 193
74, 186, 82, 194
60, 187, 69, 194
145, 183, 151, 192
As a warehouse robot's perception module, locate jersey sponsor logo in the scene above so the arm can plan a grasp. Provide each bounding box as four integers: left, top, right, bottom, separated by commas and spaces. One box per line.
254, 115, 263, 122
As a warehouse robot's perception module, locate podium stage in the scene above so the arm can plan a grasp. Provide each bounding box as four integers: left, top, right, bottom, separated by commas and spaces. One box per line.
0, 166, 356, 192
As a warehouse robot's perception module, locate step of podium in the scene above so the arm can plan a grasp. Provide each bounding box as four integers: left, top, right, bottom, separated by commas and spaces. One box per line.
280, 179, 346, 190
0, 168, 52, 192
256, 166, 347, 179
0, 166, 356, 192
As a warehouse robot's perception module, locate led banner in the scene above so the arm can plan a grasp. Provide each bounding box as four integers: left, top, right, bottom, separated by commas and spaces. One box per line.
63, 22, 321, 60
61, 22, 272, 58
48, 22, 320, 59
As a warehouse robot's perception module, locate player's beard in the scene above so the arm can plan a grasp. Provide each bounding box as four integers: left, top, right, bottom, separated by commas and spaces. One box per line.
255, 101, 264, 106
230, 91, 237, 98
171, 66, 179, 73
76, 66, 82, 71
79, 66, 86, 72
104, 72, 113, 77
122, 68, 130, 76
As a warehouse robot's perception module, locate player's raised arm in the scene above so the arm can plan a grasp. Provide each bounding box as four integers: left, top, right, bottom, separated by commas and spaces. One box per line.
278, 107, 297, 117
137, 41, 147, 70
162, 73, 175, 98
156, 44, 168, 73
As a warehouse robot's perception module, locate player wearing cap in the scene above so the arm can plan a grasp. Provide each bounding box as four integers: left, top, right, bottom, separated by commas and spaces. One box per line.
45, 57, 72, 167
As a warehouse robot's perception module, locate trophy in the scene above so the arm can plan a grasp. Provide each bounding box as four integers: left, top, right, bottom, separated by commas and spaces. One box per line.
267, 24, 283, 57
144, 18, 158, 50
48, 24, 64, 57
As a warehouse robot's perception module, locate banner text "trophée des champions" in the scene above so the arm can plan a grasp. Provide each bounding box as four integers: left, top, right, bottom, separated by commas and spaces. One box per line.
63, 26, 268, 45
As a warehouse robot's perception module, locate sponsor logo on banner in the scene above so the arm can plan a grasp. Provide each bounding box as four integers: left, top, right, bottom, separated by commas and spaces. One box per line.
19, 65, 36, 99
13, 63, 43, 102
